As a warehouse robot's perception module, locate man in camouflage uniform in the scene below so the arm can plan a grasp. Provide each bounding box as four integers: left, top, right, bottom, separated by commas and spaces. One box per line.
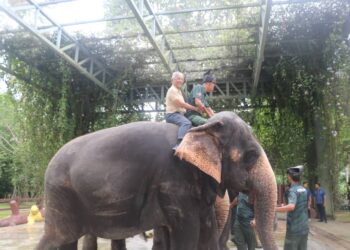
276, 166, 309, 250
185, 71, 215, 126
233, 192, 257, 250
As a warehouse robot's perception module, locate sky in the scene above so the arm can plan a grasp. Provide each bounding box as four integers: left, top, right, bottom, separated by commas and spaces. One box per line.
43, 0, 107, 35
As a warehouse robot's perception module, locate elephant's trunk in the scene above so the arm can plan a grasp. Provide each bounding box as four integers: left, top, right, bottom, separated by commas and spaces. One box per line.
249, 151, 278, 250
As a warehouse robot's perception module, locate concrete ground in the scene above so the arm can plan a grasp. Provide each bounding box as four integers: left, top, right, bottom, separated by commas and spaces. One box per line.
0, 218, 349, 249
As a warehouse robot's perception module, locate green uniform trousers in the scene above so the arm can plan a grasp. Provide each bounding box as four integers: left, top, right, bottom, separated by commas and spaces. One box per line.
186, 114, 208, 126
233, 221, 256, 250
284, 233, 308, 250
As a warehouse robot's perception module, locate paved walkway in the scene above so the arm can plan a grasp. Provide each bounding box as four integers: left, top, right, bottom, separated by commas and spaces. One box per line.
0, 223, 153, 250
309, 219, 350, 250
0, 218, 349, 249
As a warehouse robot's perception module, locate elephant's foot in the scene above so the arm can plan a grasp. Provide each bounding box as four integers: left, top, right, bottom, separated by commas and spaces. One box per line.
36, 235, 78, 250
35, 235, 57, 250
152, 226, 170, 250
82, 234, 97, 250
111, 239, 126, 250
59, 241, 78, 250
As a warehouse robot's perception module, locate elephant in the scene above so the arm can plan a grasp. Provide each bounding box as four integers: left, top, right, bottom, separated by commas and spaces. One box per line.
36, 111, 278, 250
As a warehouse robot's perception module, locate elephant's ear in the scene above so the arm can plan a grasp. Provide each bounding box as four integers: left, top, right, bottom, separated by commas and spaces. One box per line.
175, 121, 223, 183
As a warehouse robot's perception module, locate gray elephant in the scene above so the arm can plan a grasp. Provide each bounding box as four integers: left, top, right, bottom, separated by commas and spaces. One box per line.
36, 111, 278, 250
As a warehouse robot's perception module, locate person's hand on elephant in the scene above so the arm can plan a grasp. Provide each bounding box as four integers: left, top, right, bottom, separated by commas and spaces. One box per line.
229, 197, 238, 209
194, 107, 201, 113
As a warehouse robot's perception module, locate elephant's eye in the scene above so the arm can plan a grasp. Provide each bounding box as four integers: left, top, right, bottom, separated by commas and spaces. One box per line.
230, 148, 241, 162
242, 149, 260, 169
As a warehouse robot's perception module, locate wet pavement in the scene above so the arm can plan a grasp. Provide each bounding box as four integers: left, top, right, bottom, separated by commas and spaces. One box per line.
0, 219, 349, 249
0, 223, 153, 250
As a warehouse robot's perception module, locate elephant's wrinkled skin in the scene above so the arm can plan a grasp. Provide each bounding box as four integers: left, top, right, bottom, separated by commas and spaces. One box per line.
83, 194, 231, 250
36, 112, 278, 250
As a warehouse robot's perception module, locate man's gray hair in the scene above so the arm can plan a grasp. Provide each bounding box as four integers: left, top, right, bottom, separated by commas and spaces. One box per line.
171, 71, 184, 80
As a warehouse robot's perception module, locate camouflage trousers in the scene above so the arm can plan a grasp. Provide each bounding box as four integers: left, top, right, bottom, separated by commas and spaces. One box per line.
284, 233, 308, 250
186, 114, 208, 126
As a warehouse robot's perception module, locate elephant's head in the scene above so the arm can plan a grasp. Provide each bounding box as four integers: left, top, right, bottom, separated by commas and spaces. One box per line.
175, 111, 278, 250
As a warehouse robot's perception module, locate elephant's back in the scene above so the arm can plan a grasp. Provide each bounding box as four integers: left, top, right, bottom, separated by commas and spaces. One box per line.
46, 121, 179, 178
49, 121, 177, 160
68, 121, 178, 146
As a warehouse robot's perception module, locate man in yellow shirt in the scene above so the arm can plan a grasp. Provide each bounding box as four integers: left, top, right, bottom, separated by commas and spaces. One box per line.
165, 72, 199, 150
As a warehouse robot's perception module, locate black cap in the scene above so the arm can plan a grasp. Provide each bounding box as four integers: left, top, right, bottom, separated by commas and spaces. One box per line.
287, 165, 304, 177
202, 70, 216, 83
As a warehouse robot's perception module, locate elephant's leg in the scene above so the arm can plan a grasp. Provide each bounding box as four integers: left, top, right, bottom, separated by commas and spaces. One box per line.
59, 241, 78, 250
152, 226, 170, 250
197, 206, 219, 250
36, 188, 84, 250
35, 235, 58, 250
82, 235, 126, 250
82, 235, 97, 250
218, 211, 231, 250
111, 239, 126, 250
168, 215, 201, 250
36, 234, 79, 250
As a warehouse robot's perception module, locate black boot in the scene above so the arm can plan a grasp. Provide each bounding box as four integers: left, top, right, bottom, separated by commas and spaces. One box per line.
172, 139, 182, 152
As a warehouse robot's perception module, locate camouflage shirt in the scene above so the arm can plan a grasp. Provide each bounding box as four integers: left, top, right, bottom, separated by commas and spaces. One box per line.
286, 183, 309, 236
186, 84, 209, 116
236, 192, 254, 226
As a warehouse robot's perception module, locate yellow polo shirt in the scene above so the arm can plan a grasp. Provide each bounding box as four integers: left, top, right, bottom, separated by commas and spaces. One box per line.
165, 85, 186, 114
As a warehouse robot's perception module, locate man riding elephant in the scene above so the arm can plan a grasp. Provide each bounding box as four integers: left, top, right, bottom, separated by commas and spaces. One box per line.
185, 70, 216, 126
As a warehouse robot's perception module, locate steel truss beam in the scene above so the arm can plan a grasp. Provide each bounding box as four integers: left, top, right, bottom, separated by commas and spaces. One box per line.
163, 23, 258, 35
117, 41, 256, 56
252, 0, 271, 96
126, 0, 179, 74
155, 2, 261, 15
0, 1, 114, 94
185, 68, 250, 74
172, 41, 256, 50
32, 21, 258, 36
12, 0, 75, 11
145, 55, 254, 65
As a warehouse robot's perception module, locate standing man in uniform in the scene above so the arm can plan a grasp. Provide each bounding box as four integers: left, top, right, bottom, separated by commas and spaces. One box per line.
185, 70, 216, 126
165, 72, 199, 150
233, 192, 257, 250
276, 166, 309, 250
314, 182, 327, 223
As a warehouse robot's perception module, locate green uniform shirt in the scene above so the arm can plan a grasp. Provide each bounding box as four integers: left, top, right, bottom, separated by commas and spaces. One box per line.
236, 193, 254, 227
286, 183, 309, 236
186, 84, 209, 116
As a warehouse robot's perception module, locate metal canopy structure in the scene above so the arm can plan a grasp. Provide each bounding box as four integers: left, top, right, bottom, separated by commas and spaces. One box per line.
0, 0, 322, 112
